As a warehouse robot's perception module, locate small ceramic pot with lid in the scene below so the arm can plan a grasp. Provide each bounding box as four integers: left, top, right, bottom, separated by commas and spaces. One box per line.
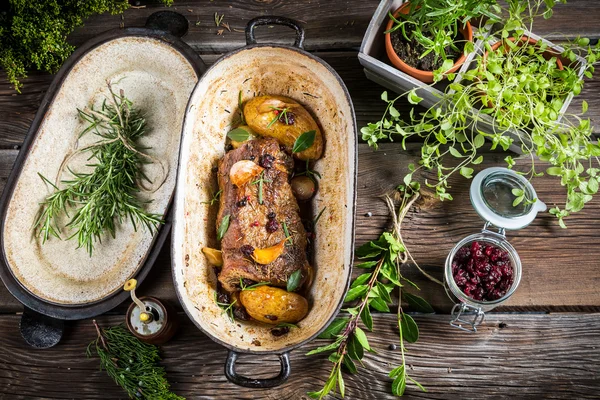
444, 167, 547, 332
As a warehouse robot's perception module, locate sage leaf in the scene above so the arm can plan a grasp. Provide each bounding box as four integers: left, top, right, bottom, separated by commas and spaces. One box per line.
391, 369, 407, 396
369, 297, 390, 312
400, 313, 419, 343
292, 130, 316, 153
217, 214, 230, 240
306, 337, 342, 355
347, 333, 364, 360
403, 293, 434, 313
318, 318, 348, 339
376, 281, 392, 304
351, 273, 372, 288
227, 127, 250, 142
343, 356, 357, 374
354, 327, 371, 351
360, 304, 373, 331
344, 285, 368, 302
355, 261, 377, 269
287, 269, 302, 292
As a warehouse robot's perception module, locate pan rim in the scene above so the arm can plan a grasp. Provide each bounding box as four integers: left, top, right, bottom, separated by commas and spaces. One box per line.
171, 43, 358, 355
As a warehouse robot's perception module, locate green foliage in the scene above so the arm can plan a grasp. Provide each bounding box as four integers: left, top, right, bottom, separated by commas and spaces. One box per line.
363, 0, 600, 227
385, 0, 501, 66
307, 189, 433, 399
87, 323, 183, 400
0, 0, 172, 92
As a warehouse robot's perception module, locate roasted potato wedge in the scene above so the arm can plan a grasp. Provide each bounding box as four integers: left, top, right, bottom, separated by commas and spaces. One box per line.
239, 285, 308, 324
243, 95, 323, 160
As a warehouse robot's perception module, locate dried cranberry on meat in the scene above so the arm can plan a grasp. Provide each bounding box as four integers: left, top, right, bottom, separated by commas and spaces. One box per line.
260, 154, 275, 169
266, 219, 279, 233
240, 245, 254, 256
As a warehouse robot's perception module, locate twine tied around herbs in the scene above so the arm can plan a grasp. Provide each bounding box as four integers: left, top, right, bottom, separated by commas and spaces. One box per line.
384, 191, 444, 286
54, 81, 168, 194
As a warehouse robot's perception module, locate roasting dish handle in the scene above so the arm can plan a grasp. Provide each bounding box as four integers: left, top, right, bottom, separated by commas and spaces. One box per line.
245, 16, 305, 49
225, 350, 291, 388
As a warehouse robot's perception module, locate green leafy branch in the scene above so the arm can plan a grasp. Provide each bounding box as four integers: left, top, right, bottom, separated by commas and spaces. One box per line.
307, 187, 435, 399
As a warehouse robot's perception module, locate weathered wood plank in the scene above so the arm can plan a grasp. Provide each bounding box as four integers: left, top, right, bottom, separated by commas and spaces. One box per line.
0, 313, 598, 399
2, 50, 600, 150
65, 0, 600, 53
0, 142, 599, 313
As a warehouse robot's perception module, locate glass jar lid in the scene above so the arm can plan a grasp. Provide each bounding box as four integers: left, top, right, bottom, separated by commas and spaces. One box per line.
470, 167, 546, 230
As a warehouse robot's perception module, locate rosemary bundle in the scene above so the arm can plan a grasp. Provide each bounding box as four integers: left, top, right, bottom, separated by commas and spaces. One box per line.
307, 186, 435, 399
87, 322, 183, 400
34, 84, 163, 255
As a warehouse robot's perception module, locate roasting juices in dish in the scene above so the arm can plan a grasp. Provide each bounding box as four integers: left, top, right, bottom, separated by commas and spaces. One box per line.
202, 94, 323, 329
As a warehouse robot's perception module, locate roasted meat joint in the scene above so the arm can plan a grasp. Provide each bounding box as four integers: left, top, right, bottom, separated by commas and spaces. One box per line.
202, 94, 324, 327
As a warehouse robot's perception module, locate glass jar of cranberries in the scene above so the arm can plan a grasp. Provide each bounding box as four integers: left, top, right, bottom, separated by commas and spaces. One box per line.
444, 167, 547, 332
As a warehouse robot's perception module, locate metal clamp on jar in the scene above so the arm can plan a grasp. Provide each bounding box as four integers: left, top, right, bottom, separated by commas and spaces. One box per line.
444, 167, 547, 332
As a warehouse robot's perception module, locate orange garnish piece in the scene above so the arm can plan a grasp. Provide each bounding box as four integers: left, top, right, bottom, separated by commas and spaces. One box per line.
252, 240, 286, 265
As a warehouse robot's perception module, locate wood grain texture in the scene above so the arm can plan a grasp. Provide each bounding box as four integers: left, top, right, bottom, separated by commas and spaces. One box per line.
0, 313, 598, 399
1, 143, 599, 313
2, 1, 600, 148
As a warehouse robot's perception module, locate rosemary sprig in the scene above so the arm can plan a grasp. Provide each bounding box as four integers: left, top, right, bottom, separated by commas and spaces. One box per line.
214, 12, 224, 27
267, 106, 291, 128
250, 171, 271, 205
214, 292, 236, 322
33, 84, 163, 255
201, 189, 222, 206
239, 278, 270, 291
87, 321, 183, 400
307, 187, 434, 399
295, 159, 322, 181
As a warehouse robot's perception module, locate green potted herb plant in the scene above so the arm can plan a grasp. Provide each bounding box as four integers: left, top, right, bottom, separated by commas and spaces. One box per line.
384, 0, 501, 83
364, 0, 600, 227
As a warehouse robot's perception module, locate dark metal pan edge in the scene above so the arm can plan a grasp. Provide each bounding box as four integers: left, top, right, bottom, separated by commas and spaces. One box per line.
0, 27, 206, 320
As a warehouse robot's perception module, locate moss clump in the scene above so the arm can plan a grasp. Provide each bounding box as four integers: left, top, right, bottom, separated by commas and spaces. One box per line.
0, 0, 172, 92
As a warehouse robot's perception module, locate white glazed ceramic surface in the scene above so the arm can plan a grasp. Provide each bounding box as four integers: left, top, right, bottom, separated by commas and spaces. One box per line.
3, 36, 197, 304
173, 46, 356, 352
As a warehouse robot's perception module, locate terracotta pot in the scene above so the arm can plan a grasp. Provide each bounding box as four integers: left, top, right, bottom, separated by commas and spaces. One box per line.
480, 36, 564, 108
483, 36, 563, 70
384, 2, 473, 83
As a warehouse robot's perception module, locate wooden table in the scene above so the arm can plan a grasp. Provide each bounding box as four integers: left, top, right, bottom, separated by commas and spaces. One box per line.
1, 1, 599, 398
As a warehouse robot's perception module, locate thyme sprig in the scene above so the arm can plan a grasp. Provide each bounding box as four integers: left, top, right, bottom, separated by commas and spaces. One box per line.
307, 188, 434, 399
33, 84, 163, 255
87, 321, 183, 400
